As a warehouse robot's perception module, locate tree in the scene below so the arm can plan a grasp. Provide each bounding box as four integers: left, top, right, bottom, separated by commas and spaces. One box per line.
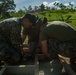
75, 6, 76, 10
54, 2, 60, 9
18, 9, 25, 14
17, 9, 25, 17
54, 2, 66, 10
23, 6, 28, 12
34, 6, 38, 11
0, 0, 16, 18
28, 5, 32, 12
46, 6, 50, 10
59, 3, 66, 10
40, 4, 45, 11
69, 2, 73, 9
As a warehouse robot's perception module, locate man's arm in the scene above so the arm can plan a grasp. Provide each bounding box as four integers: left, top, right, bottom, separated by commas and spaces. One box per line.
40, 28, 51, 59
22, 34, 27, 43
41, 40, 51, 59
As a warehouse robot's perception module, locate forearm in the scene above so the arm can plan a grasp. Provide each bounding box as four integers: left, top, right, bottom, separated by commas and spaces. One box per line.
42, 45, 48, 55
41, 40, 49, 55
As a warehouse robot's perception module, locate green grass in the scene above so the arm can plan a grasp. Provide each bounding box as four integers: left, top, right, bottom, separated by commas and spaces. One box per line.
0, 10, 76, 29
36, 10, 76, 29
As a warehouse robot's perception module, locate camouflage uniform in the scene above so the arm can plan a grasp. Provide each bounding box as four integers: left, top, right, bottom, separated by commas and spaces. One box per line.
0, 18, 22, 64
48, 39, 76, 58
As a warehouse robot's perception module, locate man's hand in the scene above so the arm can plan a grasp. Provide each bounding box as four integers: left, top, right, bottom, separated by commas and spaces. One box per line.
44, 53, 51, 60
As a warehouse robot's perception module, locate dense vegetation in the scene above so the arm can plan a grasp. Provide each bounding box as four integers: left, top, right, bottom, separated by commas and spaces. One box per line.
0, 0, 76, 29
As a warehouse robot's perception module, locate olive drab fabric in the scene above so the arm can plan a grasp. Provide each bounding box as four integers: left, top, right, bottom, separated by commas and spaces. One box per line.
40, 21, 76, 41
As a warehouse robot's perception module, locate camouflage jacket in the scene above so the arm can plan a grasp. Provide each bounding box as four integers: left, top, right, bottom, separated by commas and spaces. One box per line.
0, 18, 22, 52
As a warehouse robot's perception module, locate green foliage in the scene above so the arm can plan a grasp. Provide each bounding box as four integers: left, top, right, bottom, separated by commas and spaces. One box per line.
36, 10, 76, 26
40, 11, 46, 16
40, 4, 45, 11
10, 10, 25, 17
28, 5, 32, 11
0, 0, 16, 18
0, 1, 76, 29
34, 6, 39, 11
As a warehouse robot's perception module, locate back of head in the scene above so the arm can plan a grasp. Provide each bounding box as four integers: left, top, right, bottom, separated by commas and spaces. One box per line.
22, 14, 36, 26
42, 17, 47, 24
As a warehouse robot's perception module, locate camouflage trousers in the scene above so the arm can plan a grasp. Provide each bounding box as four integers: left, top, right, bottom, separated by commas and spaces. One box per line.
0, 42, 21, 64
48, 39, 76, 58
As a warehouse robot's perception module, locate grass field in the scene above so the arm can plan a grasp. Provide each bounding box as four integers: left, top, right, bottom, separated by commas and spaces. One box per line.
0, 10, 76, 29
37, 10, 76, 30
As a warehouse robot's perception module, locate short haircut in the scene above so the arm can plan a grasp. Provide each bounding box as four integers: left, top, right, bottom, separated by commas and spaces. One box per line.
22, 14, 36, 26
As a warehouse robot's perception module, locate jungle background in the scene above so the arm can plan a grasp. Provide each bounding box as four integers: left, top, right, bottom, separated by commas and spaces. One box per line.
0, 0, 76, 29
